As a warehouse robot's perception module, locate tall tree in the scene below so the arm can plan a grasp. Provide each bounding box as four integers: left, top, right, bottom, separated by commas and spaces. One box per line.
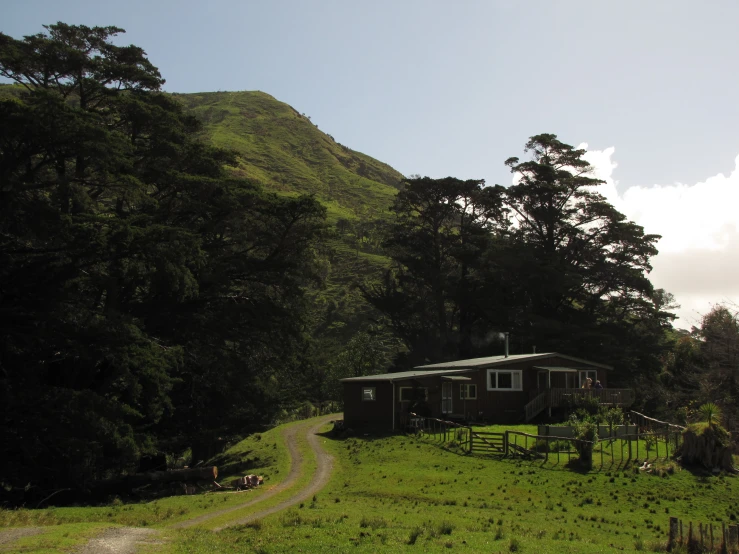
0, 23, 326, 497
363, 177, 507, 364
503, 134, 671, 375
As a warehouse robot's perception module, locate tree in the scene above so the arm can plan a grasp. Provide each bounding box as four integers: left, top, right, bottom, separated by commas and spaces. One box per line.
0, 23, 327, 499
363, 176, 507, 365
503, 134, 672, 376
694, 305, 738, 430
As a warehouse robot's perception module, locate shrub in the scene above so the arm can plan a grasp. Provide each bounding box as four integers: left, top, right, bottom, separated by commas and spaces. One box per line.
569, 416, 598, 468
698, 402, 722, 427
437, 521, 454, 535
359, 516, 387, 530
407, 526, 423, 545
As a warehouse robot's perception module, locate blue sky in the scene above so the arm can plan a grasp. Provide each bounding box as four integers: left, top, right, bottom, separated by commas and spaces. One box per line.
4, 0, 739, 326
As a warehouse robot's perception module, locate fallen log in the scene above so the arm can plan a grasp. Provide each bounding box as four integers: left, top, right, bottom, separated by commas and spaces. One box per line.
88, 466, 218, 496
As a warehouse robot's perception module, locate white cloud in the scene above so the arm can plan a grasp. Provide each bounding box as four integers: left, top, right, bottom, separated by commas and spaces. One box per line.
579, 145, 739, 328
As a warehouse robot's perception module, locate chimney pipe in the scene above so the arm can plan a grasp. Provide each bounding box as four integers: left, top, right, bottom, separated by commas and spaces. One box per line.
533, 345, 536, 354
504, 332, 509, 358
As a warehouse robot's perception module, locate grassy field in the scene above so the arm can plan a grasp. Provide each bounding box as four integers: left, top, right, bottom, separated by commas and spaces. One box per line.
0, 419, 300, 534
3, 418, 737, 553
174, 90, 403, 221
167, 423, 738, 553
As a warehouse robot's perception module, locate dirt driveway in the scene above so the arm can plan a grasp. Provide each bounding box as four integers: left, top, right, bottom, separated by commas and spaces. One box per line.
0, 415, 337, 553
173, 413, 336, 530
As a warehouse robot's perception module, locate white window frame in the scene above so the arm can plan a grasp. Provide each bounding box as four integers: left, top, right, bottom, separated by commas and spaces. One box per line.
579, 370, 598, 388
362, 387, 376, 401
486, 370, 522, 391
398, 387, 428, 402
459, 384, 477, 399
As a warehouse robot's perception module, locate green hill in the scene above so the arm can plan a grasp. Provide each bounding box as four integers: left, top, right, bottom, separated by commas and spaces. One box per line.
175, 90, 403, 223
175, 90, 404, 365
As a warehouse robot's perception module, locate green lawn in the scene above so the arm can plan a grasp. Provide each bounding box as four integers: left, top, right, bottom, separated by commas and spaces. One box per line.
168, 423, 739, 553
0, 420, 298, 531
3, 419, 737, 553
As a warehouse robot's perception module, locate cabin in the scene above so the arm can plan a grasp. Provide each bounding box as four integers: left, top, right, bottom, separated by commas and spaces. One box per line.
340, 352, 634, 430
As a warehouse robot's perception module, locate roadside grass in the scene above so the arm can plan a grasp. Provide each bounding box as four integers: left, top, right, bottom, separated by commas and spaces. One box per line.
193, 418, 320, 530
0, 523, 111, 553
171, 424, 739, 553
0, 420, 298, 530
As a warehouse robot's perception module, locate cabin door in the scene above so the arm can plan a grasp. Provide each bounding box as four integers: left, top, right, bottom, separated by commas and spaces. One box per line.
537, 371, 549, 390
441, 382, 453, 414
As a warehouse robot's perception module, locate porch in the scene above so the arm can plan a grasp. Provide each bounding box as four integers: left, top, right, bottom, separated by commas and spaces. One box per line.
524, 387, 636, 422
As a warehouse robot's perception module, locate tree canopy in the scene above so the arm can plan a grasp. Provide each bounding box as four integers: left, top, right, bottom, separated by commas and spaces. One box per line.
366, 135, 674, 377
0, 23, 327, 496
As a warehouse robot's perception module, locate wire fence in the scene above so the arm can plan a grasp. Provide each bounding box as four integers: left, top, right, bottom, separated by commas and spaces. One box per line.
667, 517, 739, 553
401, 411, 686, 471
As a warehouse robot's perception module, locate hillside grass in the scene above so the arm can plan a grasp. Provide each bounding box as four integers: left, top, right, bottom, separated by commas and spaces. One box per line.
3, 418, 738, 552
0, 420, 300, 531
0, 523, 113, 553
168, 423, 739, 553
175, 91, 402, 220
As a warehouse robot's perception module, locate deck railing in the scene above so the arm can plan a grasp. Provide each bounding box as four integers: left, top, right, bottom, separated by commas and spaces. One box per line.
524, 388, 635, 421
548, 388, 635, 407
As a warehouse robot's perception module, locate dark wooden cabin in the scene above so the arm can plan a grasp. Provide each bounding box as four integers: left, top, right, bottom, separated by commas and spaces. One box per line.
341, 352, 634, 429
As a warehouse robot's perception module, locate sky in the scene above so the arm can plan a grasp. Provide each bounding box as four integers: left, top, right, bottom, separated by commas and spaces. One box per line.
4, 0, 739, 328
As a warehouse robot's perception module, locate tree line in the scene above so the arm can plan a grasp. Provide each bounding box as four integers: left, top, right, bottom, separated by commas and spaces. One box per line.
364, 135, 674, 382
0, 23, 327, 498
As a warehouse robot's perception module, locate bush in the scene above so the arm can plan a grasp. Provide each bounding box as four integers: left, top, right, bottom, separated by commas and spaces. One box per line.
566, 394, 601, 416
569, 416, 598, 468
359, 516, 387, 530
407, 526, 423, 545
437, 521, 453, 535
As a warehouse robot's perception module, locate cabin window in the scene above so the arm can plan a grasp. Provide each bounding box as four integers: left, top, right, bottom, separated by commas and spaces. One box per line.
487, 370, 522, 391
459, 384, 477, 399
399, 387, 428, 402
579, 370, 598, 388
362, 387, 376, 401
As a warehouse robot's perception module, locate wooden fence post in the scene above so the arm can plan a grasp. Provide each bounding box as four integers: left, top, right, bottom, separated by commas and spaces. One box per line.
468, 427, 473, 453
665, 424, 670, 459
668, 517, 679, 551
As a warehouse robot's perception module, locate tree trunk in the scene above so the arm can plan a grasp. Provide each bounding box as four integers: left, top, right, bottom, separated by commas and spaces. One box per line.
677, 429, 737, 473
88, 466, 218, 495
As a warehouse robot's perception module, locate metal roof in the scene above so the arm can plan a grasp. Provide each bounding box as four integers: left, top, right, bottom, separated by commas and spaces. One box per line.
441, 375, 472, 381
415, 352, 612, 370
533, 366, 580, 373
340, 368, 475, 383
